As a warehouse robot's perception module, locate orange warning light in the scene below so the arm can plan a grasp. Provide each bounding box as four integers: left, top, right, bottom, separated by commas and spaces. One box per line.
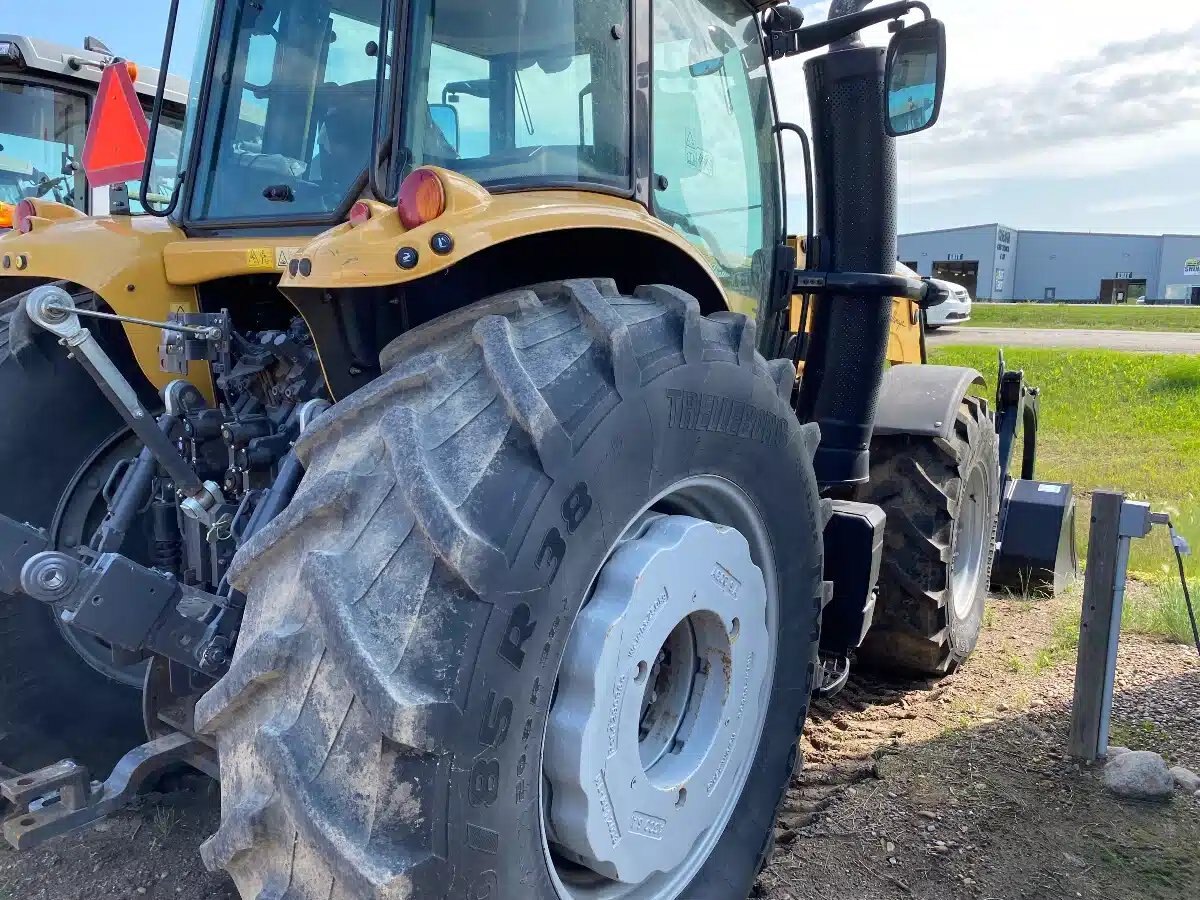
81, 61, 150, 187
124, 60, 139, 82
0, 202, 12, 229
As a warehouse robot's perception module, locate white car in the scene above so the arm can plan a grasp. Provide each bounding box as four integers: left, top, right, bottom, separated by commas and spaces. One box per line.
924, 278, 972, 329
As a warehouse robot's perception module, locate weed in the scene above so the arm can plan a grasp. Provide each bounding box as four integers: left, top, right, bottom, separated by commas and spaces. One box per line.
151, 804, 179, 839
1108, 719, 1174, 758
1123, 580, 1198, 644
1032, 610, 1080, 673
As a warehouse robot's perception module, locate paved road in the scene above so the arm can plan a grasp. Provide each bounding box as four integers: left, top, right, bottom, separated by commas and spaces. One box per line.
928, 326, 1200, 354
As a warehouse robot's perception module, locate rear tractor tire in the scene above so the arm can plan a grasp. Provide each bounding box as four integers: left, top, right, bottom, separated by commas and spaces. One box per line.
198, 279, 828, 900
0, 292, 148, 775
857, 394, 1000, 676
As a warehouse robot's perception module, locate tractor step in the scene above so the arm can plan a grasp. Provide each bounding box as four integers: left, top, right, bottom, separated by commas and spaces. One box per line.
1, 732, 215, 850
814, 653, 852, 697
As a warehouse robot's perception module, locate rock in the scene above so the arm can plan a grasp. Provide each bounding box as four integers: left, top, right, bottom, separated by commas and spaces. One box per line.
1106, 745, 1130, 758
1102, 750, 1174, 800
1169, 766, 1200, 794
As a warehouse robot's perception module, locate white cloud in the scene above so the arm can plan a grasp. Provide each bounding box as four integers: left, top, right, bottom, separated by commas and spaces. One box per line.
774, 2, 1200, 233
1089, 191, 1200, 216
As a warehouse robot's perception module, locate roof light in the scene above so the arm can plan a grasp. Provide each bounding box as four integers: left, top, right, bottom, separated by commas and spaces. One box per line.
124, 61, 139, 82
0, 41, 22, 69
15, 199, 35, 234
397, 169, 445, 230
349, 200, 372, 227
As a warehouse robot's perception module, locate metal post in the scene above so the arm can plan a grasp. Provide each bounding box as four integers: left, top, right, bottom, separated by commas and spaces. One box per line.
1068, 493, 1153, 761
1067, 491, 1122, 762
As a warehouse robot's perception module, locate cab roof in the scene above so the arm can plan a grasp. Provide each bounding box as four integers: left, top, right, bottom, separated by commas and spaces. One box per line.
0, 34, 187, 106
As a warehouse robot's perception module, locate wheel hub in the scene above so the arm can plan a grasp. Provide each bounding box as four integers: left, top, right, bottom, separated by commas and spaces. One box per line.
544, 515, 769, 885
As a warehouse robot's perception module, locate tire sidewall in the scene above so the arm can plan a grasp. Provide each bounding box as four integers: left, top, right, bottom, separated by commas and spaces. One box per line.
946, 406, 999, 663
444, 355, 822, 899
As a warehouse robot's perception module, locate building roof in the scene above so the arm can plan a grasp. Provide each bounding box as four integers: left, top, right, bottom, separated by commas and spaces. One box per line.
0, 34, 187, 106
902, 224, 1200, 241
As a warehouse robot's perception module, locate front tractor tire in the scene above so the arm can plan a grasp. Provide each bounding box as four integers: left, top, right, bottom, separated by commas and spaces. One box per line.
198, 280, 827, 900
857, 395, 1000, 676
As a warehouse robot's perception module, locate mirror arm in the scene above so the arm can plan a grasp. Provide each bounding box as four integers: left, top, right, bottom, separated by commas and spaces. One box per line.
767, 1, 929, 59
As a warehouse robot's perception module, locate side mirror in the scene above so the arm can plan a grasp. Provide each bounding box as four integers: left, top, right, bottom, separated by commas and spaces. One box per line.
884, 19, 946, 137
428, 104, 460, 153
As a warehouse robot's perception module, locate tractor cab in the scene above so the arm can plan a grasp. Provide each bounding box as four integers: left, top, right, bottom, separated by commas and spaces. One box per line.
167, 0, 387, 228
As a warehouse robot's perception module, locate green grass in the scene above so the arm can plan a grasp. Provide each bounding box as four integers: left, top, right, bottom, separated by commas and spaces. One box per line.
1033, 611, 1081, 672
930, 346, 1200, 642
965, 302, 1200, 333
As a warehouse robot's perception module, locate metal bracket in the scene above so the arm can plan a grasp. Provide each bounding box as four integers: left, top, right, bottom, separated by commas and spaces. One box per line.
1, 732, 214, 850
14, 541, 227, 674
23, 285, 205, 494
792, 269, 944, 307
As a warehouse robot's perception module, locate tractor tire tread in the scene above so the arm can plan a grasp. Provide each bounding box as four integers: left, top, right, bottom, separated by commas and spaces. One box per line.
200, 280, 815, 899
857, 395, 998, 675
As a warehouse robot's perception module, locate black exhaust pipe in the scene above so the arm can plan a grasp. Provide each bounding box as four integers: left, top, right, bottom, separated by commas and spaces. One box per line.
795, 0, 896, 489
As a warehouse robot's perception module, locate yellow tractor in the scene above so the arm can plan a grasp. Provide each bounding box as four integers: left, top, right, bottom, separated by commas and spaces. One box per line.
0, 0, 1076, 896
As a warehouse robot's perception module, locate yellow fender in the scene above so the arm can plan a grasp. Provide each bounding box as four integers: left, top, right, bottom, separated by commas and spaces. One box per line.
281, 168, 726, 305
0, 206, 212, 399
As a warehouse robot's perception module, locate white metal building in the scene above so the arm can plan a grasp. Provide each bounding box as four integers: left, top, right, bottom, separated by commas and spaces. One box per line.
898, 224, 1200, 303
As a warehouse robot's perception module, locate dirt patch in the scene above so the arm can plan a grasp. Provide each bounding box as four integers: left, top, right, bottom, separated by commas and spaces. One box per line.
758, 596, 1200, 900
2, 595, 1197, 900
0, 778, 234, 900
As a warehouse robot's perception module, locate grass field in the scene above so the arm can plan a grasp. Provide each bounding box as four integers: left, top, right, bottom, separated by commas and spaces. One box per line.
965, 303, 1200, 333
930, 345, 1200, 643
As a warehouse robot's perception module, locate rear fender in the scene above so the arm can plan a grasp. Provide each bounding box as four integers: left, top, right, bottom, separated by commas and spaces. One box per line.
0, 216, 212, 400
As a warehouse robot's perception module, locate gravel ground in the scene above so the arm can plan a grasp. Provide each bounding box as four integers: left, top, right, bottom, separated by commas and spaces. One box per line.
2, 593, 1197, 900
759, 594, 1200, 900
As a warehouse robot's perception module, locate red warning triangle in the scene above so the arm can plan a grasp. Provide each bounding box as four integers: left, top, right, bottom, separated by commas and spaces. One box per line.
81, 62, 150, 187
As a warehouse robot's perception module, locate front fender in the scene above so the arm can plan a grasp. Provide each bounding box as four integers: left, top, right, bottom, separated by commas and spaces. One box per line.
874, 364, 986, 443
0, 216, 211, 398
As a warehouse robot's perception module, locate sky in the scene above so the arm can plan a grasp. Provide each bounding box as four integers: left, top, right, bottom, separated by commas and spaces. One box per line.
9, 0, 1200, 236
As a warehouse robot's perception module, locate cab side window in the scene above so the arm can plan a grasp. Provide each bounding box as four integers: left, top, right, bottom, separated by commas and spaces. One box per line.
651, 0, 782, 318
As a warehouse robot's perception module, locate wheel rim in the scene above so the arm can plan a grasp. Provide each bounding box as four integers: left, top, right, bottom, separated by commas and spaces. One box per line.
51, 429, 150, 688
541, 477, 778, 900
950, 464, 989, 620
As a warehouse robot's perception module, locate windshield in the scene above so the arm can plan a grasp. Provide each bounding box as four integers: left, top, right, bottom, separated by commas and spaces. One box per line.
397, 0, 630, 192
0, 81, 87, 210
186, 0, 386, 223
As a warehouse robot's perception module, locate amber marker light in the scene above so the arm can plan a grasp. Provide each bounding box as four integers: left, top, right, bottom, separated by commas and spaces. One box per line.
397, 169, 446, 230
